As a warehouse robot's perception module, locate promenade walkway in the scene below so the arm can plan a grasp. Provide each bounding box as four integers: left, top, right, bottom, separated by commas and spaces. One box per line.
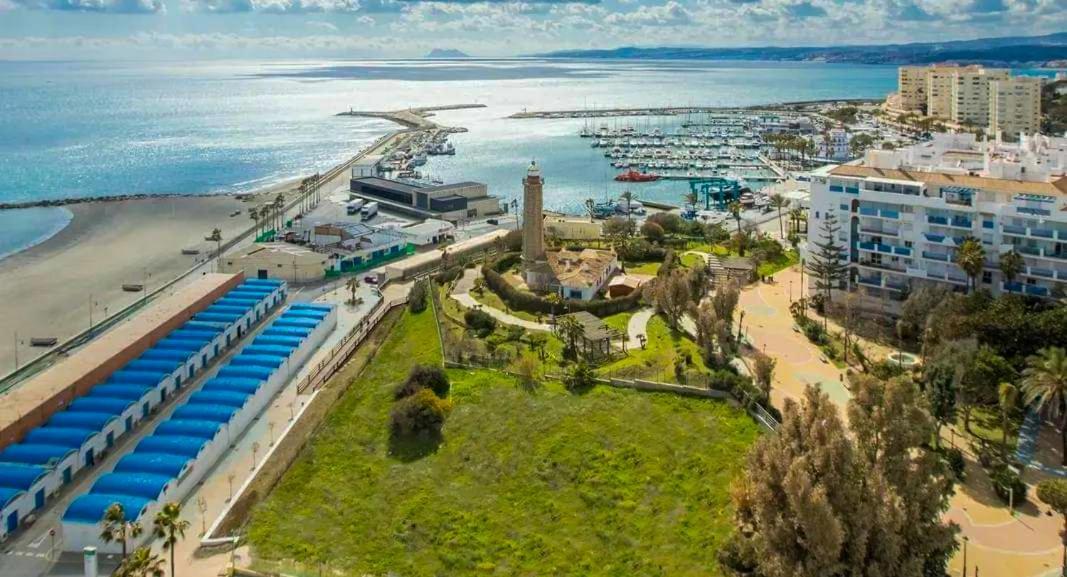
450, 269, 550, 331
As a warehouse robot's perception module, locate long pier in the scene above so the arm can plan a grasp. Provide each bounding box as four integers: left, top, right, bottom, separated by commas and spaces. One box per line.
508, 99, 880, 120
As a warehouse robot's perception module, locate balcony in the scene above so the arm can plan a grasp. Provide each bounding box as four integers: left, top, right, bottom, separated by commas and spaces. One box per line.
924, 233, 946, 243
830, 185, 844, 193
1025, 285, 1050, 297
859, 207, 879, 217
861, 227, 898, 237
859, 241, 876, 251
1003, 281, 1024, 293
885, 279, 908, 291
950, 217, 973, 229
1018, 206, 1051, 217
928, 215, 948, 226
1018, 245, 1042, 256
922, 251, 950, 262
1032, 228, 1055, 239
983, 220, 994, 230
845, 187, 860, 195
1029, 267, 1055, 279
857, 260, 905, 273
857, 275, 882, 287
1003, 224, 1027, 236
881, 210, 900, 220
894, 246, 912, 256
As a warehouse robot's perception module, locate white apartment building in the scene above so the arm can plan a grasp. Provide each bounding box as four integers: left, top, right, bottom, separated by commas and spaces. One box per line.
807, 133, 1067, 306
816, 128, 850, 161
897, 66, 928, 112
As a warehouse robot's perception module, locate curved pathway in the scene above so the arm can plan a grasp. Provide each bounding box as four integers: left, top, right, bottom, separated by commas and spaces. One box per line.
625, 308, 654, 349
449, 268, 550, 331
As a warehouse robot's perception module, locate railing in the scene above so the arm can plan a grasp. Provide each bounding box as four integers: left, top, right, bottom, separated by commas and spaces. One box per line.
881, 209, 900, 219
858, 241, 876, 251
922, 251, 949, 262
924, 233, 946, 243
928, 215, 948, 225
950, 217, 972, 228
845, 187, 860, 195
859, 207, 879, 217
861, 227, 897, 237
857, 275, 882, 287
894, 247, 912, 256
1029, 267, 1055, 279
1025, 285, 1050, 297
1003, 224, 1027, 236
1018, 245, 1042, 256
1032, 228, 1055, 239
983, 220, 994, 229
1018, 206, 1051, 217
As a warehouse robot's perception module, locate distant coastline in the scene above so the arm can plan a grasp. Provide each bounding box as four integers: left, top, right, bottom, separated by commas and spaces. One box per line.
535, 32, 1067, 67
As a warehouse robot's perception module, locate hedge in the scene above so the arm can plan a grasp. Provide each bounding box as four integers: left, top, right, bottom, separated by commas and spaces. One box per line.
481, 264, 643, 317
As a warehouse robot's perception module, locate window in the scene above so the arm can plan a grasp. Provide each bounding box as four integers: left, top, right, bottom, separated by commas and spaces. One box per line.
982, 271, 992, 284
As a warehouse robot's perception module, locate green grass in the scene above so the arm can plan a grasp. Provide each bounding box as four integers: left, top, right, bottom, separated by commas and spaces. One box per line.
686, 243, 731, 257
599, 316, 707, 381
601, 311, 633, 333
756, 249, 799, 278
468, 286, 539, 322
623, 260, 661, 275
248, 308, 759, 577
957, 405, 1020, 452
679, 253, 705, 269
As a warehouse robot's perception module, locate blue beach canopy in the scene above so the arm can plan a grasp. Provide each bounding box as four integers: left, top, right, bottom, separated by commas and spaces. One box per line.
201, 377, 262, 395
171, 404, 237, 424
0, 487, 24, 509
230, 354, 284, 369
67, 397, 134, 416
25, 427, 97, 449
87, 384, 153, 401
154, 419, 223, 440
135, 435, 207, 458
218, 366, 273, 381
47, 411, 116, 431
114, 453, 190, 478
187, 390, 250, 409
0, 443, 75, 467
0, 464, 48, 490
64, 494, 150, 524
91, 473, 171, 501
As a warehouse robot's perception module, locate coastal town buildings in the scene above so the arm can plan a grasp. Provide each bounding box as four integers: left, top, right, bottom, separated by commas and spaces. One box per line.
545, 248, 620, 301
816, 128, 850, 161
807, 133, 1067, 307
886, 64, 1042, 137
220, 244, 331, 283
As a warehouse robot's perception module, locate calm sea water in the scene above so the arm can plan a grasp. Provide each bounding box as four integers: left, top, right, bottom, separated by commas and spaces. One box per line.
0, 59, 899, 255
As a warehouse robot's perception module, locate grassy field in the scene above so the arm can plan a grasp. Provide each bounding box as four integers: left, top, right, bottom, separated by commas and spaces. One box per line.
248, 308, 760, 577
623, 260, 661, 275
756, 249, 799, 278
599, 316, 707, 382
467, 284, 539, 322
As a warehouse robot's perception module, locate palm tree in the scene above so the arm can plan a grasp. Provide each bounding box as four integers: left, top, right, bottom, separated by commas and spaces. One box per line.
153, 502, 189, 577
999, 250, 1024, 293
584, 198, 596, 222
998, 382, 1018, 460
727, 201, 744, 256
100, 503, 143, 560
770, 193, 787, 238
555, 314, 585, 358
1021, 347, 1067, 466
684, 190, 698, 209
273, 193, 285, 232
954, 237, 985, 293
248, 206, 259, 238
788, 206, 805, 235
207, 228, 223, 271
116, 546, 165, 577
346, 277, 360, 305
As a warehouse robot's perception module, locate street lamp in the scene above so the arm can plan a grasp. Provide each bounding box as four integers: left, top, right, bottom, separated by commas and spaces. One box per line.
962, 536, 969, 577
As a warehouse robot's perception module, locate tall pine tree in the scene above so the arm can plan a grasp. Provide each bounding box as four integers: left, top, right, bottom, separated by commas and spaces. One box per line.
806, 210, 849, 307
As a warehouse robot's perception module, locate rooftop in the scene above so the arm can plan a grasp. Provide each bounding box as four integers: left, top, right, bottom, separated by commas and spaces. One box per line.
0, 273, 242, 436
547, 248, 617, 288
829, 164, 1067, 196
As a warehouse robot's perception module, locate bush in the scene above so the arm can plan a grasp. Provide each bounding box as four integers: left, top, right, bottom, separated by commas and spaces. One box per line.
646, 212, 684, 235
803, 322, 828, 345
990, 467, 1027, 504
615, 239, 666, 262
492, 252, 522, 273
395, 364, 451, 399
434, 266, 463, 284
464, 308, 497, 337
390, 389, 451, 437
640, 221, 665, 242
941, 447, 966, 481
408, 280, 428, 313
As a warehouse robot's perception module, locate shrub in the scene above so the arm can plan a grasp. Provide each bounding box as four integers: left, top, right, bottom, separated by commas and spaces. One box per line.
408, 280, 428, 313
395, 364, 451, 399
434, 266, 463, 284
990, 467, 1027, 504
646, 212, 684, 235
464, 308, 497, 337
941, 447, 966, 481
492, 252, 522, 273
640, 221, 665, 242
564, 361, 596, 392
803, 322, 828, 345
615, 238, 666, 262
390, 389, 451, 437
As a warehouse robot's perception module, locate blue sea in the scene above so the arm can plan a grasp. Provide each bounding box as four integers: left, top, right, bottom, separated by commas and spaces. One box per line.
0, 59, 901, 256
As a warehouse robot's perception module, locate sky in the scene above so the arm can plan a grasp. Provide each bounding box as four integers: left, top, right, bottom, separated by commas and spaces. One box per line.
0, 0, 1064, 60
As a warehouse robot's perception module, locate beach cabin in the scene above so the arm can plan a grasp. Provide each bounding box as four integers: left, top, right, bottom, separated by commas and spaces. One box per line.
0, 464, 50, 516
0, 487, 26, 540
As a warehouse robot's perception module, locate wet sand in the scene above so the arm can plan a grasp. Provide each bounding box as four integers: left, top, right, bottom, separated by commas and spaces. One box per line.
0, 181, 301, 373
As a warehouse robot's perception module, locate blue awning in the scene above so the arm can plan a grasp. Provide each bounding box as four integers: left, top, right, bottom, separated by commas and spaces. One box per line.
171, 404, 237, 424
229, 354, 284, 369
187, 390, 250, 409
0, 487, 24, 509
47, 411, 117, 431
0, 443, 75, 467
114, 453, 190, 478
91, 473, 171, 501
87, 384, 154, 401
25, 427, 97, 449
67, 397, 134, 416
153, 419, 223, 440
135, 435, 207, 458
217, 366, 273, 381
0, 464, 48, 490
64, 493, 150, 524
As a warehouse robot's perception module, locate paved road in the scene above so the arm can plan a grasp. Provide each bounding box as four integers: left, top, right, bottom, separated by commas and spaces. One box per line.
450, 269, 551, 332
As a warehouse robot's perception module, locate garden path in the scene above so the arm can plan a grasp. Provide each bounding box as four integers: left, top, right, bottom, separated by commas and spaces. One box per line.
450, 268, 551, 331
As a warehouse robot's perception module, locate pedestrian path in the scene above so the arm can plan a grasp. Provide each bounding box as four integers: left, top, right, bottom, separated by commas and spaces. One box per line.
1016, 409, 1067, 478
625, 308, 654, 349
450, 269, 551, 331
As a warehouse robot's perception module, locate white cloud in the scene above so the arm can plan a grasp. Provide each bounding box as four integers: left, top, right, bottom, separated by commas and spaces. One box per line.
604, 1, 693, 26
358, 13, 374, 23
12, 0, 164, 13
306, 20, 340, 30
183, 0, 360, 12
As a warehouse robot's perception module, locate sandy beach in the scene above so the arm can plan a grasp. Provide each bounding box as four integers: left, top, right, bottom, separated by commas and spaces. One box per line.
0, 181, 302, 374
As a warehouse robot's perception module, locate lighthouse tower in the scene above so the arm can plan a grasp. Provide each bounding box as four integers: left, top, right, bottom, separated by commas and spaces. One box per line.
521, 162, 551, 290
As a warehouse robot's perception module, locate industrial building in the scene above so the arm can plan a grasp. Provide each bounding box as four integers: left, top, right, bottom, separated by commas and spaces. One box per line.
61, 301, 336, 553
807, 133, 1067, 307
349, 176, 502, 222
0, 277, 287, 540
307, 222, 411, 272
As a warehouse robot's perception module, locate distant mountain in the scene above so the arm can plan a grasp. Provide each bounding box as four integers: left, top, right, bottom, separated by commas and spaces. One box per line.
426, 48, 470, 59
537, 33, 1067, 66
